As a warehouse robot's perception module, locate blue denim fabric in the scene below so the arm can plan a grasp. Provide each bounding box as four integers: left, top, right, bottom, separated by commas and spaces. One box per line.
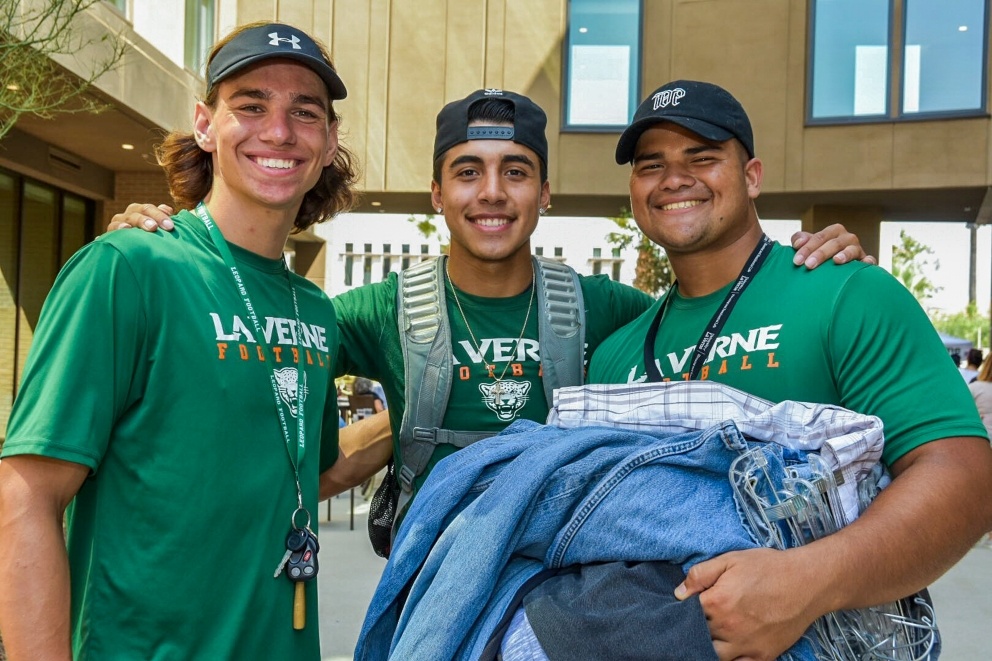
355, 419, 821, 661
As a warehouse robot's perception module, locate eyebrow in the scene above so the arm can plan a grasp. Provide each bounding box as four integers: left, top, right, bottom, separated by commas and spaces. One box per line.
291, 92, 328, 111
502, 153, 536, 169
447, 153, 537, 170
633, 143, 723, 163
227, 88, 328, 111
448, 154, 484, 170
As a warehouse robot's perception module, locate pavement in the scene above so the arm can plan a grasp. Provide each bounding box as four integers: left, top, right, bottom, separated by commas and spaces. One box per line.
317, 493, 992, 661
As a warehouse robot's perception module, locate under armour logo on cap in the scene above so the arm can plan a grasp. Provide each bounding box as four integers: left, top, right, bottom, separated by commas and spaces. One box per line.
268, 32, 302, 49
207, 23, 347, 99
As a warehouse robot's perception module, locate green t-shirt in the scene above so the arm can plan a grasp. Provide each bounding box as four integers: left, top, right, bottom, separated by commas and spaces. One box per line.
3, 211, 340, 660
332, 268, 653, 492
588, 242, 988, 466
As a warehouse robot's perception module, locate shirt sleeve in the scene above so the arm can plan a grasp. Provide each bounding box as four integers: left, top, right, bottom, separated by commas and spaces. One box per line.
827, 267, 989, 465
330, 278, 397, 381
3, 241, 147, 471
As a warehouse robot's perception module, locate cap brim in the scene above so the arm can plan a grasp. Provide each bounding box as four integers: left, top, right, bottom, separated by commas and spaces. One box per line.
615, 116, 735, 164
211, 52, 347, 100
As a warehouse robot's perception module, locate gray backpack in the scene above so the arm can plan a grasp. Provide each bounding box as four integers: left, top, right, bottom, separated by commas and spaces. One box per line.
371, 255, 585, 550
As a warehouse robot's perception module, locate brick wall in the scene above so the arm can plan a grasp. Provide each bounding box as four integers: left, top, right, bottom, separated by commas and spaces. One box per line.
102, 170, 174, 231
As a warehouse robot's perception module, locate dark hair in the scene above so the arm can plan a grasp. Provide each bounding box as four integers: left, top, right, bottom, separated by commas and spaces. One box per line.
967, 348, 984, 369
155, 21, 359, 231
432, 98, 548, 184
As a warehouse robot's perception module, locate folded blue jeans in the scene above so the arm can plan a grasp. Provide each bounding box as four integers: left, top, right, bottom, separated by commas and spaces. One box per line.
356, 419, 820, 660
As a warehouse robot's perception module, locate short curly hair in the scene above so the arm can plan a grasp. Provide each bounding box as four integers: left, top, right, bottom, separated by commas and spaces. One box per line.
155, 22, 359, 231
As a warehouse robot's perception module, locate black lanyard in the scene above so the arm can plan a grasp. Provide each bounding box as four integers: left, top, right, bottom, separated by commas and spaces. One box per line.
643, 235, 773, 382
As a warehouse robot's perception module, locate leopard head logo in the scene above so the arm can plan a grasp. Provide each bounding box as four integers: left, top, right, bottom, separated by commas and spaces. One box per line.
273, 367, 308, 418
479, 380, 531, 421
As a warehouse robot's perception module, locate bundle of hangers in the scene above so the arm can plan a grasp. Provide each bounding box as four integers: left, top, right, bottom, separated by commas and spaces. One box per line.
730, 449, 938, 661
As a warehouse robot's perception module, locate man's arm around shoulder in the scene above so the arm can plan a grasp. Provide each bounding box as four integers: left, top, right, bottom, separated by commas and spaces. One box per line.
0, 455, 89, 661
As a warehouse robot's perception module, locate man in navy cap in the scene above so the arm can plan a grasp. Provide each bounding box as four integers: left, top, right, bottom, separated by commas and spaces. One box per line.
590, 80, 992, 659
0, 22, 356, 659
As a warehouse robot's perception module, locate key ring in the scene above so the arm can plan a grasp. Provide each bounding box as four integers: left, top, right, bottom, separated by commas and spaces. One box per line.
291, 506, 311, 531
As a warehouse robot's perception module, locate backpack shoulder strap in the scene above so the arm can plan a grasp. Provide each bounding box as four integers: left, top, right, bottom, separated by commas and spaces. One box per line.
534, 256, 586, 407
397, 257, 452, 494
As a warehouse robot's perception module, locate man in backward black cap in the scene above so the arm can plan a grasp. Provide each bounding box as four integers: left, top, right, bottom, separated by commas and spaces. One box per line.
588, 80, 992, 659
0, 22, 358, 659
327, 87, 872, 541
108, 85, 870, 553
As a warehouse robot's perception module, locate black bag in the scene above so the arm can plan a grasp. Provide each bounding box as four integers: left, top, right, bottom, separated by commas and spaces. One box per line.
368, 458, 399, 558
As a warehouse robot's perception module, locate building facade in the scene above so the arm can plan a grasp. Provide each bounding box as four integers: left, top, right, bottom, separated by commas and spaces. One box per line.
1, 0, 990, 437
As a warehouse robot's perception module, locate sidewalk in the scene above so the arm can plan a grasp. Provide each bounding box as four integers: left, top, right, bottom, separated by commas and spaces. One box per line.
318, 495, 386, 661
317, 496, 992, 660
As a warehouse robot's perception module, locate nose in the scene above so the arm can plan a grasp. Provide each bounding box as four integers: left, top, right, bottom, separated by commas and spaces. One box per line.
657, 163, 694, 191
259, 111, 296, 146
477, 170, 507, 205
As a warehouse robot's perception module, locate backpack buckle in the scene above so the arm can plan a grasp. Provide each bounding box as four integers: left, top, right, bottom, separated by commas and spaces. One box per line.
397, 464, 417, 493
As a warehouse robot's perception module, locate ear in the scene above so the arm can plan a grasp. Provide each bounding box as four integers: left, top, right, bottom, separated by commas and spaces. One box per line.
193, 102, 216, 152
430, 180, 443, 213
539, 180, 551, 213
744, 157, 763, 200
322, 119, 340, 168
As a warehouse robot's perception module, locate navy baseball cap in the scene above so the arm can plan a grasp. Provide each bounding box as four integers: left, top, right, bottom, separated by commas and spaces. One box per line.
207, 23, 347, 100
615, 80, 754, 164
433, 89, 548, 166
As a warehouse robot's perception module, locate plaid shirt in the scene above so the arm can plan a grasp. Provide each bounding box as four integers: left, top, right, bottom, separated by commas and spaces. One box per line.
549, 381, 884, 525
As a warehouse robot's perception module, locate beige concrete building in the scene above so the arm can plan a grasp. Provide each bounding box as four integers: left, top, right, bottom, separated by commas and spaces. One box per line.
2, 0, 990, 436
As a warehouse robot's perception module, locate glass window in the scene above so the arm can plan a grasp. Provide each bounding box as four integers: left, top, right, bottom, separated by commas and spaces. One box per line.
0, 171, 95, 437
0, 172, 17, 437
343, 242, 353, 286
362, 243, 372, 285
185, 0, 215, 75
105, 0, 127, 15
810, 0, 891, 119
564, 0, 641, 128
809, 0, 988, 121
903, 0, 986, 114
592, 247, 602, 275
60, 195, 90, 266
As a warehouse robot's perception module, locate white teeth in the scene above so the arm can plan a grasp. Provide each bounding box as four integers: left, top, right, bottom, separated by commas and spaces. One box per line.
661, 200, 703, 211
475, 217, 509, 227
255, 157, 296, 169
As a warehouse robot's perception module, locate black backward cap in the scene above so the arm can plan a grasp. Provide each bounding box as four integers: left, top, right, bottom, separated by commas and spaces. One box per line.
433, 89, 548, 166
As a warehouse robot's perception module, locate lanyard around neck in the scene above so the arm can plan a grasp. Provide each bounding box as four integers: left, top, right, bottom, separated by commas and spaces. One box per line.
193, 203, 308, 512
643, 234, 773, 382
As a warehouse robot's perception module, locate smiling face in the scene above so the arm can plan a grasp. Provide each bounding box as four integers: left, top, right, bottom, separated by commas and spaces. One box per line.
194, 59, 338, 224
628, 122, 762, 258
431, 125, 550, 271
